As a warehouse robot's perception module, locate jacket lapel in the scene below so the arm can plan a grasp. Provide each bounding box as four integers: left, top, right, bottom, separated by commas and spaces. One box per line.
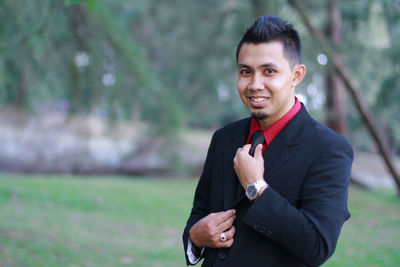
222, 105, 310, 210
264, 105, 309, 181
263, 132, 289, 177
223, 119, 249, 210
228, 132, 291, 209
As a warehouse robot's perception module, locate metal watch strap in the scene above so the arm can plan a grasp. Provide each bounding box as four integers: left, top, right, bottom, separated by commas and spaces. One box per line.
246, 179, 268, 201
254, 179, 267, 190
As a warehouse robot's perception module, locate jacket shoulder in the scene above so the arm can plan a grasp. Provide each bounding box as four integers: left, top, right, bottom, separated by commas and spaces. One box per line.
213, 117, 250, 138
306, 117, 353, 153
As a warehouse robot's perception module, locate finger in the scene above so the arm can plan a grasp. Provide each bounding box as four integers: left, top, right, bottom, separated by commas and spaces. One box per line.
241, 144, 251, 153
220, 238, 234, 248
208, 209, 233, 219
211, 209, 236, 225
224, 225, 236, 240
219, 228, 235, 248
254, 144, 263, 159
216, 214, 236, 232
235, 147, 243, 158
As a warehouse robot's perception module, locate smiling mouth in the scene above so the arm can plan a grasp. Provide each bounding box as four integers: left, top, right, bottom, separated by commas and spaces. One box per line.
247, 96, 270, 108
249, 96, 270, 102
250, 97, 267, 102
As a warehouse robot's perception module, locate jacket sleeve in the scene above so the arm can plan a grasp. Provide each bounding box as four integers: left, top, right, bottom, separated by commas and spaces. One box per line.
242, 138, 353, 266
182, 133, 217, 265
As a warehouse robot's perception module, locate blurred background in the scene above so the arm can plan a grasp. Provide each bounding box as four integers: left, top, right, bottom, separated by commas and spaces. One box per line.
1, 0, 399, 266
1, 0, 399, 177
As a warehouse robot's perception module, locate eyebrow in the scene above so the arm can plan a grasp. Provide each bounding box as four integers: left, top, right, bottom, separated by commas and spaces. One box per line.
238, 63, 278, 69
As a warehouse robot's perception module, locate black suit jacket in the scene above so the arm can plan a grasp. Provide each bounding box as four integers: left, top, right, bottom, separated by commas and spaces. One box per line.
183, 105, 353, 267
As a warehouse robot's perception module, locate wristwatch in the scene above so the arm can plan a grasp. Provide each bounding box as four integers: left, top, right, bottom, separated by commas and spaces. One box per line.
246, 179, 268, 201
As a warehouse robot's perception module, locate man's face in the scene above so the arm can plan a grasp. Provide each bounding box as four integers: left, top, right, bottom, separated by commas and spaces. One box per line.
237, 41, 305, 129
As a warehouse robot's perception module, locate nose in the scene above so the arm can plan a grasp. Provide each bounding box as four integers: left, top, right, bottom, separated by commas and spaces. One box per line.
248, 73, 264, 90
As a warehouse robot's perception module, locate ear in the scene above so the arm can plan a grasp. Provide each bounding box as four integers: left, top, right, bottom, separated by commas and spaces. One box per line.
291, 64, 306, 87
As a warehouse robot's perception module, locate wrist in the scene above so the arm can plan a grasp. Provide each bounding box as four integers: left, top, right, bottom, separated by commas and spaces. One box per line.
254, 185, 268, 201
245, 179, 268, 201
189, 227, 201, 248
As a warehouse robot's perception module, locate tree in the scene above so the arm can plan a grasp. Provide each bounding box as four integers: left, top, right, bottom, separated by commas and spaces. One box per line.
326, 0, 347, 137
288, 0, 400, 194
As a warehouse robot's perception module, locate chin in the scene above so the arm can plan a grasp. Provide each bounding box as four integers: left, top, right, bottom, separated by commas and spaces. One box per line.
251, 111, 269, 121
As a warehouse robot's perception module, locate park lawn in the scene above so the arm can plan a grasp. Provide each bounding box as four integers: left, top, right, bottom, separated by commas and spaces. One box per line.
0, 174, 399, 267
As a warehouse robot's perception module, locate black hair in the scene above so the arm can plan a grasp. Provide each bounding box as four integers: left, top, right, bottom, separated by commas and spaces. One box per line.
236, 15, 302, 68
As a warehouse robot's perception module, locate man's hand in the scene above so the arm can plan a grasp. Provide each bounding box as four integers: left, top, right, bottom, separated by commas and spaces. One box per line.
234, 144, 264, 190
189, 209, 236, 248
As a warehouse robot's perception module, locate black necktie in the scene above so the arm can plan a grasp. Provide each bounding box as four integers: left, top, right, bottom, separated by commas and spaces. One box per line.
249, 131, 265, 156
233, 130, 266, 205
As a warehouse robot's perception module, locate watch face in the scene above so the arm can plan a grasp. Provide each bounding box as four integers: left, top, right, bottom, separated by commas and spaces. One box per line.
246, 185, 258, 199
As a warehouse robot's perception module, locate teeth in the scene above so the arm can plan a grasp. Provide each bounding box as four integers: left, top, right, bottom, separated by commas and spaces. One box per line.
252, 97, 265, 102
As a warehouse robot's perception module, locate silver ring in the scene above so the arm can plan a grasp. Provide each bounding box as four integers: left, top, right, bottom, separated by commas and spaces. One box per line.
219, 232, 227, 242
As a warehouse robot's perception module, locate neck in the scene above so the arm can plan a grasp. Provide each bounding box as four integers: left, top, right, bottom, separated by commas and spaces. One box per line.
258, 97, 296, 130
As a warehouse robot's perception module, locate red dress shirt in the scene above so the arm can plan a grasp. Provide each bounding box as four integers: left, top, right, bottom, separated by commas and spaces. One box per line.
246, 97, 302, 153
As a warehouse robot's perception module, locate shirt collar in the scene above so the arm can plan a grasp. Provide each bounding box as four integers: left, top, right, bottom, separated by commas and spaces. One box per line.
246, 97, 302, 152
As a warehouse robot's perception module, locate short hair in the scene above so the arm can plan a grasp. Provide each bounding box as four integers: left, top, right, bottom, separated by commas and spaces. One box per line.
236, 15, 302, 68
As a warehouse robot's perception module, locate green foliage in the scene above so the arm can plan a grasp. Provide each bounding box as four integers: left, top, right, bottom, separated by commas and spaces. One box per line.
0, 0, 399, 148
64, 0, 83, 5
0, 174, 399, 266
0, 0, 183, 134
285, 0, 400, 152
339, 0, 400, 152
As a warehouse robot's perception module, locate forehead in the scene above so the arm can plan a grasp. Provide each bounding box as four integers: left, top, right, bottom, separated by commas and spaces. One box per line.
237, 42, 290, 68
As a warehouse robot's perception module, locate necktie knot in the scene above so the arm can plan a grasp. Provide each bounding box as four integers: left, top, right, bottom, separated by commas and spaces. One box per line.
249, 131, 265, 156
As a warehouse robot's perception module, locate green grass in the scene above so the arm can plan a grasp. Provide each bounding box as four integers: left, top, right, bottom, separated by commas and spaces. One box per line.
324, 187, 400, 267
0, 174, 399, 266
0, 174, 196, 266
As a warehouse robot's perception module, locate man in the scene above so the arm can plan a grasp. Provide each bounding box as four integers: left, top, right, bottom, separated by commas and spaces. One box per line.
182, 15, 353, 267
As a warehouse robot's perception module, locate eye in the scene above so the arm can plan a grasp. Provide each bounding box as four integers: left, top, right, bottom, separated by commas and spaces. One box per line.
239, 69, 251, 75
265, 68, 276, 74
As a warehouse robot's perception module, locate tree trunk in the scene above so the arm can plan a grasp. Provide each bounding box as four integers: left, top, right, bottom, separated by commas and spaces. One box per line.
16, 69, 27, 109
326, 0, 347, 137
288, 0, 400, 195
68, 5, 90, 114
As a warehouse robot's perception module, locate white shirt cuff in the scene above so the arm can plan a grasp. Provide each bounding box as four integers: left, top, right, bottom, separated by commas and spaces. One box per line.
187, 237, 205, 264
